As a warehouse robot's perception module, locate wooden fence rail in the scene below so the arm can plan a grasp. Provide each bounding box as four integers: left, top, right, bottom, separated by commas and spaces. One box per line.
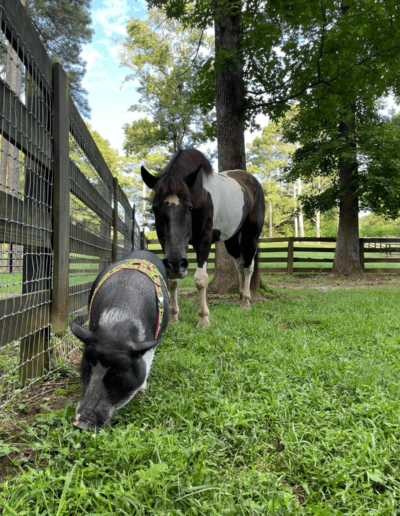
147, 237, 400, 274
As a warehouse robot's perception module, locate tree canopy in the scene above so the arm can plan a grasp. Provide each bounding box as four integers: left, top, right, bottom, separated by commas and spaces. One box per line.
283, 109, 400, 220
25, 0, 93, 117
119, 8, 215, 155
147, 0, 400, 122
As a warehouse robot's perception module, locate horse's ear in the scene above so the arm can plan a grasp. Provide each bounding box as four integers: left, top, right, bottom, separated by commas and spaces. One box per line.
70, 320, 96, 345
184, 164, 203, 189
141, 166, 159, 190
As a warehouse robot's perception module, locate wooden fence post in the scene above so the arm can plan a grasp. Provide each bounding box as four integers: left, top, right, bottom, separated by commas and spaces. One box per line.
140, 229, 147, 250
131, 204, 136, 251
359, 239, 365, 271
8, 243, 13, 273
287, 237, 294, 275
52, 62, 70, 333
113, 177, 119, 262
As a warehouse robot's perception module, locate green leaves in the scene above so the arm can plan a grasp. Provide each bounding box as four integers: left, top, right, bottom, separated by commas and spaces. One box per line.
25, 0, 93, 117
283, 107, 400, 219
119, 7, 215, 155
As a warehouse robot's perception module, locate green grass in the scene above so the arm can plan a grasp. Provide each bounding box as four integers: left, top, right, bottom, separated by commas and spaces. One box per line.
1, 283, 400, 514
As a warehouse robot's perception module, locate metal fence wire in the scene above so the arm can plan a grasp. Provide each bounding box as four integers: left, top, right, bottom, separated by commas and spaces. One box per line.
0, 1, 140, 407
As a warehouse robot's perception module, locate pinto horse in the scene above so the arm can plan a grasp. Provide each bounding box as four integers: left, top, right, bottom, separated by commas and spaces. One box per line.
141, 149, 265, 327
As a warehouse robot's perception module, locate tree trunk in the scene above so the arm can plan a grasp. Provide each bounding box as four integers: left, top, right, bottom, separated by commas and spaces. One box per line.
268, 201, 273, 238
332, 106, 362, 275
141, 183, 147, 229
316, 210, 321, 238
316, 176, 321, 238
209, 0, 245, 295
293, 182, 298, 238
297, 178, 304, 237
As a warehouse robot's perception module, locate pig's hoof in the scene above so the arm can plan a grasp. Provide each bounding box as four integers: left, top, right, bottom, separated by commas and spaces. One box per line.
135, 389, 146, 399
196, 317, 210, 328
170, 314, 179, 323
240, 298, 250, 309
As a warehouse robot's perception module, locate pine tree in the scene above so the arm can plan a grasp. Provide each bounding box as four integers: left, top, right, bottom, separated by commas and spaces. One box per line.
25, 0, 93, 117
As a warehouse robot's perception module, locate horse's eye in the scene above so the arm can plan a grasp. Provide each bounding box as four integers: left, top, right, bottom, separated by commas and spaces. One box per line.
187, 206, 193, 214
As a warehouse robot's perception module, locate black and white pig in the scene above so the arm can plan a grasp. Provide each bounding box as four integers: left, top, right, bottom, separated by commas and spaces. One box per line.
69, 250, 170, 430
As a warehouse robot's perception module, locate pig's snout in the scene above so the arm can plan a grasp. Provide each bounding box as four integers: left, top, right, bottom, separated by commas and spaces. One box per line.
73, 413, 90, 431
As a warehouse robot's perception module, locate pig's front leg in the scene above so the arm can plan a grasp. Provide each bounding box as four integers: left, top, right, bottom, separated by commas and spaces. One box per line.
169, 278, 180, 323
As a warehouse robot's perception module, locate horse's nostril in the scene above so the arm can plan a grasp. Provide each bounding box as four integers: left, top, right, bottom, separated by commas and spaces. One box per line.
178, 259, 188, 270
163, 259, 172, 271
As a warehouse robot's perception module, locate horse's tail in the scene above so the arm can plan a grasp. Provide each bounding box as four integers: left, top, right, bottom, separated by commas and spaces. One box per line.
250, 246, 260, 298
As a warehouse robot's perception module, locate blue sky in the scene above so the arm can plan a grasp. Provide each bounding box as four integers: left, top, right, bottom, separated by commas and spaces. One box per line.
81, 0, 148, 153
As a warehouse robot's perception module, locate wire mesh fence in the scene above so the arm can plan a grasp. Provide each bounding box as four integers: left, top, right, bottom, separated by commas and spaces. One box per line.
0, 0, 141, 407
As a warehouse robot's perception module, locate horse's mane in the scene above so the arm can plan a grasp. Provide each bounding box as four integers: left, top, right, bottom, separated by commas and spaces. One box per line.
154, 149, 213, 203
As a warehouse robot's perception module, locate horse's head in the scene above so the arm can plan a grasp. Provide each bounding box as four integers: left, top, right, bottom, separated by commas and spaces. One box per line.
141, 164, 203, 279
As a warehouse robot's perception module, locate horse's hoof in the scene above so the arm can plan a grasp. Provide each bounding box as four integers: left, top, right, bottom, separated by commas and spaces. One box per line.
196, 317, 210, 328
170, 314, 179, 323
135, 389, 146, 399
240, 299, 250, 309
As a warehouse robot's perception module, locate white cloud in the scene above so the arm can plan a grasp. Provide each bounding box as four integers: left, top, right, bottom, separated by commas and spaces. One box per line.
93, 0, 130, 37
81, 45, 105, 72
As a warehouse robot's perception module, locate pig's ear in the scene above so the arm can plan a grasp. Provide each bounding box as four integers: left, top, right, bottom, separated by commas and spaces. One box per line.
70, 320, 96, 345
128, 337, 162, 355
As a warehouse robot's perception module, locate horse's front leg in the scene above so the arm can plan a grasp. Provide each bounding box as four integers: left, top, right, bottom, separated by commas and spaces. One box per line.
241, 259, 254, 309
169, 278, 180, 323
233, 257, 245, 300
194, 262, 210, 327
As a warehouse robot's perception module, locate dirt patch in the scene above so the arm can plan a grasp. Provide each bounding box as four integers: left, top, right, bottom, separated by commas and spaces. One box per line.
0, 371, 82, 483
0, 346, 82, 439
261, 273, 400, 290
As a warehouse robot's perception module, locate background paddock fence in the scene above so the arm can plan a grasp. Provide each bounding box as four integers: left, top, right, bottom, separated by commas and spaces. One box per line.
148, 237, 400, 274
0, 0, 141, 407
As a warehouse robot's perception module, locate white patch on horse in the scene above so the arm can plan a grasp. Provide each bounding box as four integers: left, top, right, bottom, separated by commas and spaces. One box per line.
99, 308, 129, 329
203, 172, 245, 240
165, 194, 180, 206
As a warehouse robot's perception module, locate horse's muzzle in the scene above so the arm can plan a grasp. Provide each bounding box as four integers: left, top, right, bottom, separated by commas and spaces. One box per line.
163, 258, 188, 279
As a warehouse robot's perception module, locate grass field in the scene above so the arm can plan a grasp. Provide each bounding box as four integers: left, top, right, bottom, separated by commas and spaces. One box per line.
1, 275, 400, 514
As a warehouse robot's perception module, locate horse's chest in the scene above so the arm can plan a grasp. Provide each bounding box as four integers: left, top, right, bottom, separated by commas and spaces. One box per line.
203, 174, 245, 241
